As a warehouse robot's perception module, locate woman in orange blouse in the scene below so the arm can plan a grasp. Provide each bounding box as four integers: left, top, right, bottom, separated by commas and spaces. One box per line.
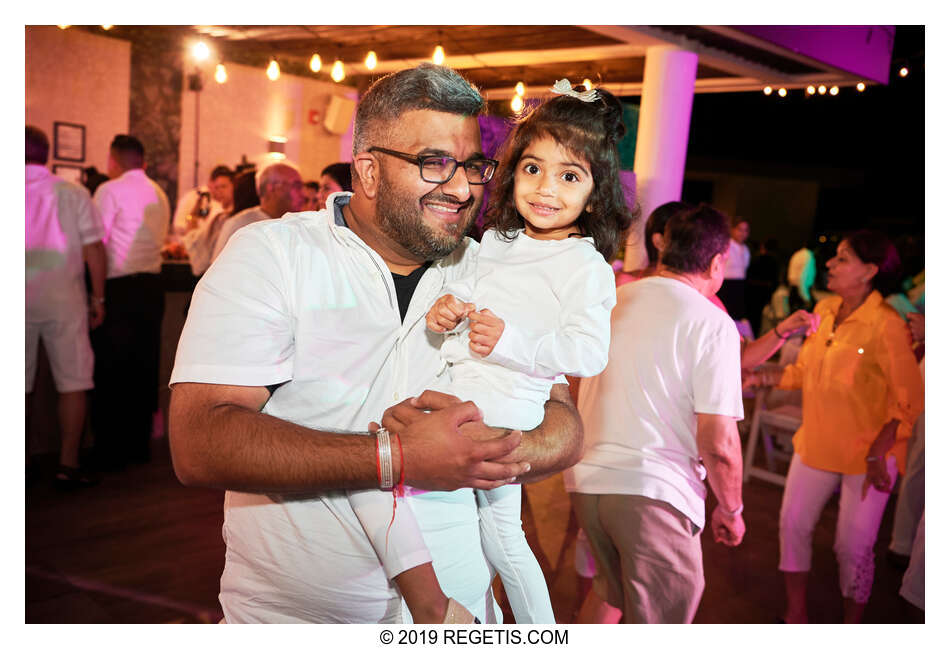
766, 231, 923, 623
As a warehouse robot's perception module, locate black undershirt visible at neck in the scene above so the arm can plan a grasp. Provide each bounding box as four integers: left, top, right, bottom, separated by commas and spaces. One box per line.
392, 262, 432, 322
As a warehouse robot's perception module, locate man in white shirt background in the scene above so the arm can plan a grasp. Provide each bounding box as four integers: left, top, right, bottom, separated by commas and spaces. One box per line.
26, 125, 108, 487
565, 204, 746, 624
717, 217, 751, 320
207, 162, 305, 265
90, 134, 170, 470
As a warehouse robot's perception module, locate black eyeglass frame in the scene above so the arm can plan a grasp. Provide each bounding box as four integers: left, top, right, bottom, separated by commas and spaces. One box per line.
368, 146, 498, 185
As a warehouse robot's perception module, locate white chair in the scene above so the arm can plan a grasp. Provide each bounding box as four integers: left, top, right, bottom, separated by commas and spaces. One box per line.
742, 339, 803, 486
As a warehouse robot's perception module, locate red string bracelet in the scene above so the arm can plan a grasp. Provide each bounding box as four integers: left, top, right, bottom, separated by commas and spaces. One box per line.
385, 432, 406, 551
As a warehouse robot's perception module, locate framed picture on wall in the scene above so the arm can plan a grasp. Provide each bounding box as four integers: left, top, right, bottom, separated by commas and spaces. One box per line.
52, 163, 84, 185
53, 121, 85, 162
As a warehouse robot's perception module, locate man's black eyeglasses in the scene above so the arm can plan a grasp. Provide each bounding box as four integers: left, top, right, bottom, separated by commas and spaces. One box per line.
369, 147, 498, 185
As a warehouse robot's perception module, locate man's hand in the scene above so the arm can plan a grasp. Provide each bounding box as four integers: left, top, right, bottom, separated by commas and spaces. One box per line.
710, 505, 745, 546
88, 298, 105, 329
374, 390, 529, 491
426, 295, 475, 333
468, 308, 505, 357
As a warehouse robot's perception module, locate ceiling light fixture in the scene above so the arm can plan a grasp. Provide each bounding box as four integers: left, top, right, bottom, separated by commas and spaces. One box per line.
432, 44, 445, 65
582, 79, 593, 91
856, 82, 866, 92
267, 59, 280, 81
777, 88, 787, 97
331, 59, 345, 82
515, 82, 525, 97
310, 53, 322, 73
763, 86, 773, 95
192, 41, 210, 62
818, 84, 827, 95
829, 86, 839, 96
365, 50, 378, 71
511, 94, 524, 113
806, 85, 816, 95
214, 63, 228, 84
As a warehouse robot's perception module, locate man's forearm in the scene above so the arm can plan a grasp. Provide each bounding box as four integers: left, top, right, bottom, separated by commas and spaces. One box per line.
697, 418, 744, 510
512, 384, 583, 483
169, 383, 380, 493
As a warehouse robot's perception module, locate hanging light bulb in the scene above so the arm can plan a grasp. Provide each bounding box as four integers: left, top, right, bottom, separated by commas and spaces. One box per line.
511, 94, 524, 113
331, 59, 345, 82
192, 41, 210, 62
364, 50, 378, 71
829, 85, 839, 96
432, 44, 445, 65
214, 63, 228, 84
777, 88, 787, 97
267, 59, 280, 81
856, 82, 866, 92
806, 85, 816, 95
763, 86, 773, 95
101, 25, 113, 30
582, 79, 593, 91
57, 25, 70, 29
899, 67, 909, 77
515, 82, 525, 97
818, 84, 827, 95
309, 53, 322, 73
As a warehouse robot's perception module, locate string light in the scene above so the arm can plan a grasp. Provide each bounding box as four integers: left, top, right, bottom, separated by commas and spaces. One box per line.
309, 54, 322, 73
192, 41, 210, 62
818, 84, 827, 95
331, 59, 345, 82
806, 85, 816, 95
582, 79, 593, 91
266, 59, 280, 81
829, 86, 839, 96
515, 82, 525, 97
511, 94, 524, 113
364, 50, 378, 71
856, 82, 866, 92
214, 63, 228, 84
101, 25, 113, 30
57, 25, 69, 29
763, 86, 773, 95
777, 88, 787, 97
899, 67, 909, 77
432, 44, 445, 65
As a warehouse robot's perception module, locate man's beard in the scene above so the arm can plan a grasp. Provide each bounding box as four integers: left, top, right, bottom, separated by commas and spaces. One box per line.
376, 173, 481, 262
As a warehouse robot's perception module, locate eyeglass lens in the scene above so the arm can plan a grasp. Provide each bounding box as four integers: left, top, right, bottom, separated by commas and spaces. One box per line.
421, 157, 494, 184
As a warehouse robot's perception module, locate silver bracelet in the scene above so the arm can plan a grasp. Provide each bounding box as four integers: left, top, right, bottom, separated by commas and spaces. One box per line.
376, 427, 393, 490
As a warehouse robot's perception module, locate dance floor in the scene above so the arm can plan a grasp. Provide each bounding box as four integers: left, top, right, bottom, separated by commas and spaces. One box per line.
25, 433, 921, 624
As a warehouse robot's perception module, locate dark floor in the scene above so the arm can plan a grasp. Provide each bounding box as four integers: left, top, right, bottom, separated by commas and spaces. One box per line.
25, 433, 923, 624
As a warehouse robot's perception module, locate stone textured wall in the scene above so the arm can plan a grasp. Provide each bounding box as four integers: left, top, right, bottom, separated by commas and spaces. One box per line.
127, 29, 184, 211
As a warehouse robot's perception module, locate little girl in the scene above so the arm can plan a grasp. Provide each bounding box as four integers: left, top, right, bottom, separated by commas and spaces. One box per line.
349, 80, 634, 623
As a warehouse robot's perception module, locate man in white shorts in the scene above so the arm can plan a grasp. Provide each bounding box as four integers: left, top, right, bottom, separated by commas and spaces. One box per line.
168, 63, 582, 623
26, 125, 107, 487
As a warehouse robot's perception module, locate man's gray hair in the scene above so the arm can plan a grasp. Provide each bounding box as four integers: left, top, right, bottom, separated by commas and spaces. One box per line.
352, 63, 484, 155
255, 161, 300, 196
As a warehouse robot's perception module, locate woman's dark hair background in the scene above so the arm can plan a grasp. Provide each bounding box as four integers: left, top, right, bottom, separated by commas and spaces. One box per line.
843, 229, 902, 295
231, 168, 260, 214
484, 86, 635, 261
321, 162, 353, 192
645, 201, 691, 265
660, 204, 731, 274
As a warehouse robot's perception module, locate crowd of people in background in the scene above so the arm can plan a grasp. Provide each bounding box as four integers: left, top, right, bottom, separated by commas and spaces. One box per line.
25, 60, 925, 625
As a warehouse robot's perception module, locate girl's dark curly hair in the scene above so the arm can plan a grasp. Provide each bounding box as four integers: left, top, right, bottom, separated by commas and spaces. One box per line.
483, 86, 636, 261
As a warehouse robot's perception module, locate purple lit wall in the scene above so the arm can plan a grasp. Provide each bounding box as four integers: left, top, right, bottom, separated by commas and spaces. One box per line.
733, 26, 896, 85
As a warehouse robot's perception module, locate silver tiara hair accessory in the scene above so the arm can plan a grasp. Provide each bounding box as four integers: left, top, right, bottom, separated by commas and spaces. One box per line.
551, 78, 599, 102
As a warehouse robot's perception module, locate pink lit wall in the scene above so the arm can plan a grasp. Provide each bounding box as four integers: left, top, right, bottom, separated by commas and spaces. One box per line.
733, 26, 896, 85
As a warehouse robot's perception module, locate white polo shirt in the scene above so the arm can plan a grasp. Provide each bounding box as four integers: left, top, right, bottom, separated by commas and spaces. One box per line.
563, 277, 744, 530
170, 193, 500, 623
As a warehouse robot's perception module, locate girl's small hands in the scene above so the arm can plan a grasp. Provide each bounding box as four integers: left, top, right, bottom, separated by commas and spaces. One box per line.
426, 294, 475, 333
468, 308, 505, 357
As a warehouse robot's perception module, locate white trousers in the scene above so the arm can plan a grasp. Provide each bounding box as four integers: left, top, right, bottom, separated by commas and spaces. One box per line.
476, 484, 555, 623
778, 453, 897, 603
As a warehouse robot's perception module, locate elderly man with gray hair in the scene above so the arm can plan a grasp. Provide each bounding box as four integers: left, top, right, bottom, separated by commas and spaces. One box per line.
168, 63, 581, 623
566, 204, 746, 624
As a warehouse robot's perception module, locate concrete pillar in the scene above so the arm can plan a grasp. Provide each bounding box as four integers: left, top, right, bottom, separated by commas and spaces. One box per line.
623, 46, 698, 271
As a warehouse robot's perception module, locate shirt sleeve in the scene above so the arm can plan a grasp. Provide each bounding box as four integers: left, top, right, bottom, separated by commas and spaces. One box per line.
486, 255, 616, 378
73, 186, 104, 245
693, 320, 744, 419
347, 489, 432, 579
876, 311, 925, 439
92, 185, 119, 244
170, 225, 295, 387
